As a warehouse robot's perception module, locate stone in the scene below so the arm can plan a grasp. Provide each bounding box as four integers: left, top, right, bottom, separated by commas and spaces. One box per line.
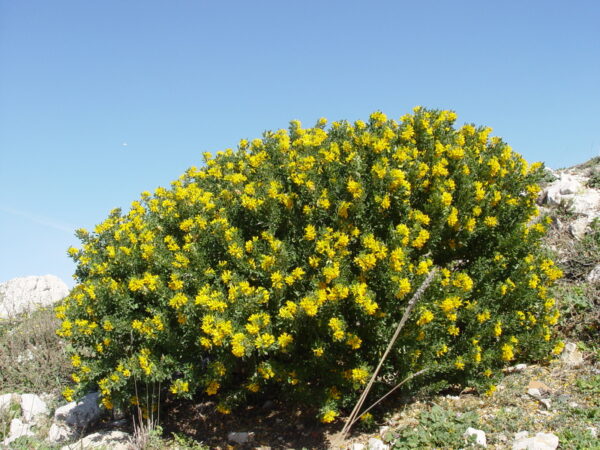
379, 425, 390, 436
514, 431, 529, 440
54, 392, 103, 429
545, 174, 584, 205
512, 431, 559, 449
0, 393, 17, 414
560, 342, 584, 367
587, 264, 600, 283
569, 217, 591, 239
20, 393, 49, 422
60, 430, 132, 450
527, 380, 551, 394
0, 274, 69, 319
543, 172, 600, 215
528, 388, 541, 398
571, 192, 600, 215
368, 437, 389, 450
507, 363, 528, 373
227, 431, 254, 444
47, 423, 78, 443
2, 418, 34, 446
464, 427, 487, 447
350, 444, 367, 450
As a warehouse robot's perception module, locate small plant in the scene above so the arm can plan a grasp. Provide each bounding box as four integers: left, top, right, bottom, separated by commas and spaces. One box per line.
385, 405, 483, 448
59, 107, 563, 422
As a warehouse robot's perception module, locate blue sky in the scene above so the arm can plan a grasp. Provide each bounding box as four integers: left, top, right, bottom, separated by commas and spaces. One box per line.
1, 0, 599, 287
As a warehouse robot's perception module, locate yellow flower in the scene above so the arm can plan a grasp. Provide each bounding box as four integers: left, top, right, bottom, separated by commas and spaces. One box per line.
347, 178, 363, 198
304, 224, 317, 240
447, 325, 460, 336
411, 229, 430, 249
321, 409, 338, 423
416, 309, 434, 326
277, 332, 293, 349
552, 341, 565, 355
494, 321, 502, 337
205, 381, 220, 396
501, 343, 515, 361
351, 367, 369, 384
484, 216, 498, 227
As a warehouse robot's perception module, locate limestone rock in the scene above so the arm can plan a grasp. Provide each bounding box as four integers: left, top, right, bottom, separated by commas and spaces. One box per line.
545, 174, 584, 205
0, 393, 19, 414
587, 264, 600, 283
47, 423, 78, 443
560, 342, 584, 367
464, 427, 487, 447
368, 437, 389, 450
542, 173, 600, 216
54, 392, 103, 429
60, 430, 132, 450
350, 444, 367, 450
569, 217, 591, 239
20, 393, 49, 422
0, 274, 69, 319
1, 418, 34, 446
512, 431, 559, 449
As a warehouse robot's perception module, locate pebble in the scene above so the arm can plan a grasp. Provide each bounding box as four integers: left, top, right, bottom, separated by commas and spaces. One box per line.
368, 437, 390, 450
227, 431, 254, 445
512, 431, 559, 450
464, 427, 487, 447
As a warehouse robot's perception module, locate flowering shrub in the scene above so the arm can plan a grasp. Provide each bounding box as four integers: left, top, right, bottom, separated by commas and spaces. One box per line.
59, 107, 562, 421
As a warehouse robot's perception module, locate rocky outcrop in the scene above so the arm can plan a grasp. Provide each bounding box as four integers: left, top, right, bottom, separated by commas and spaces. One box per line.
0, 275, 69, 319
539, 162, 600, 239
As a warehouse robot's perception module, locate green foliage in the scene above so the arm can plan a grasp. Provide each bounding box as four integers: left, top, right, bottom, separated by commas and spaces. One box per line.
58, 108, 562, 422
385, 405, 482, 449
560, 218, 600, 281
0, 307, 71, 395
576, 375, 600, 400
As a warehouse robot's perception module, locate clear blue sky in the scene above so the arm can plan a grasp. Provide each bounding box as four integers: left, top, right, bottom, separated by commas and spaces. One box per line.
1, 0, 599, 287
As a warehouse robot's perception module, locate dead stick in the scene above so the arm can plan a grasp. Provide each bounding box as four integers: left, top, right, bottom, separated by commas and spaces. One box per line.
339, 267, 438, 440
346, 368, 428, 430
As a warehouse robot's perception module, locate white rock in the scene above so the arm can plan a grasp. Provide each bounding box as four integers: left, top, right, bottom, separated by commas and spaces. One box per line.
512, 431, 559, 450
61, 430, 132, 450
20, 393, 49, 422
571, 192, 600, 215
587, 264, 600, 283
227, 431, 254, 444
368, 437, 390, 450
0, 274, 69, 319
569, 217, 591, 239
545, 174, 583, 204
1, 418, 34, 446
587, 427, 597, 438
527, 388, 542, 398
543, 172, 600, 215
560, 342, 584, 367
379, 425, 390, 436
47, 423, 78, 443
351, 444, 367, 450
464, 427, 487, 447
54, 392, 103, 429
0, 393, 16, 414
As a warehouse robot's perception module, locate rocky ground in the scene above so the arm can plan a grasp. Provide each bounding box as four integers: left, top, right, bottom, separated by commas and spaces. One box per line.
1, 157, 599, 449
